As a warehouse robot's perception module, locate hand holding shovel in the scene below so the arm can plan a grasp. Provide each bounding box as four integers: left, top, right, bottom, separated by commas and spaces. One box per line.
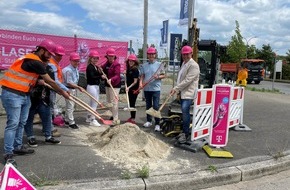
146, 94, 172, 119
69, 95, 113, 125
100, 69, 119, 101
123, 77, 137, 112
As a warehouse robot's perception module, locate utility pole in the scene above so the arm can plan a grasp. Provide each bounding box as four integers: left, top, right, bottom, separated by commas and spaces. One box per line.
187, 0, 194, 39
143, 0, 148, 63
272, 53, 277, 91
187, 0, 198, 62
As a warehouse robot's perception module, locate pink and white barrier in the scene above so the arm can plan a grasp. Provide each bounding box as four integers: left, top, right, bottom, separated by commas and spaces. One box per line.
191, 86, 247, 141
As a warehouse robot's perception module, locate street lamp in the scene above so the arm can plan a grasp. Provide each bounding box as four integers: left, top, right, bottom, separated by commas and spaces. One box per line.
243, 36, 257, 58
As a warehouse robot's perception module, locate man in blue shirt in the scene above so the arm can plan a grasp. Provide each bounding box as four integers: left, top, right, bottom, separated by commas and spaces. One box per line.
139, 47, 165, 132
62, 52, 85, 129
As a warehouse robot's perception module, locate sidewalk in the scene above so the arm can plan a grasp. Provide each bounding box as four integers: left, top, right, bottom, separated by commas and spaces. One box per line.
1, 87, 290, 190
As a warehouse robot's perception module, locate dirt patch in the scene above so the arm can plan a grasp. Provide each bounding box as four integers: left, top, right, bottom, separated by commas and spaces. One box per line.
87, 123, 171, 171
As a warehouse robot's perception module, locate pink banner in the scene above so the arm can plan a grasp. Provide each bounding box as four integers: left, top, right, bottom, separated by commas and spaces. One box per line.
0, 29, 128, 72
209, 85, 232, 147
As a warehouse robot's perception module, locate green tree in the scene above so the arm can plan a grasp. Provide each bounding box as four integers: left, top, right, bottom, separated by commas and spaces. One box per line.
256, 44, 275, 71
226, 20, 246, 62
282, 64, 290, 80
285, 49, 290, 64
246, 45, 258, 59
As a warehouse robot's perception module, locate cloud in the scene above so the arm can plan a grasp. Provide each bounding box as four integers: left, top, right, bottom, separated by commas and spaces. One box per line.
0, 0, 290, 55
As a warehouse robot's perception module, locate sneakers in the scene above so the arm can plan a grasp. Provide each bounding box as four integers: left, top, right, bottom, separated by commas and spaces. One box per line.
154, 125, 161, 132
126, 118, 136, 124
52, 130, 61, 137
27, 138, 38, 148
177, 133, 187, 144
45, 138, 61, 145
69, 124, 79, 129
143, 121, 153, 128
13, 146, 35, 155
4, 154, 17, 167
90, 119, 101, 127
85, 117, 91, 123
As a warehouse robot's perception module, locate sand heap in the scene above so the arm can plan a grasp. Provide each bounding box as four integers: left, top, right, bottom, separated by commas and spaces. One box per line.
88, 123, 171, 171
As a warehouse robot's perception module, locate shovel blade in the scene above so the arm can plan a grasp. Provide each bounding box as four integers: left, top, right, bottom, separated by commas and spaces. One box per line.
146, 107, 162, 118
99, 110, 113, 117
100, 119, 113, 125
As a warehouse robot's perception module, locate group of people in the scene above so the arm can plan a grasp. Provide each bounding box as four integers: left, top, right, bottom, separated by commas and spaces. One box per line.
0, 38, 200, 166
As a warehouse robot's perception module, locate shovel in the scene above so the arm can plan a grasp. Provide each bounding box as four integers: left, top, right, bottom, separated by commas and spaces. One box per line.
123, 77, 137, 112
69, 95, 113, 125
100, 69, 119, 101
82, 90, 112, 109
146, 94, 172, 119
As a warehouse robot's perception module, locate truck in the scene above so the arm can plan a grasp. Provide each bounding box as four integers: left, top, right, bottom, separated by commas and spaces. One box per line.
220, 63, 239, 82
240, 59, 265, 84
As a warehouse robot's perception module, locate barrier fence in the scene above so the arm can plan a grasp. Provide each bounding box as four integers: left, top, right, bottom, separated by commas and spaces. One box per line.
191, 86, 246, 141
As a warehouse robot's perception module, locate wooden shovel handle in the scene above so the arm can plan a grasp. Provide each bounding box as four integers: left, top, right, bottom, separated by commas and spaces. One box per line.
83, 90, 105, 108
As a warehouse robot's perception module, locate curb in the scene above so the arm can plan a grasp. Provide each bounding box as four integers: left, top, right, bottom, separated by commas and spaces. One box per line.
40, 154, 290, 190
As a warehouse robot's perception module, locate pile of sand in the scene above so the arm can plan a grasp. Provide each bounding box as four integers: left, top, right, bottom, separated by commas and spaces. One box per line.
88, 123, 171, 171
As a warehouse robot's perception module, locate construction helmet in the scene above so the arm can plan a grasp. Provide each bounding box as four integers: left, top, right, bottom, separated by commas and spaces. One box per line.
38, 39, 56, 56
147, 47, 156, 54
106, 48, 116, 56
127, 54, 137, 61
181, 45, 193, 54
69, 52, 80, 61
89, 50, 100, 58
54, 45, 65, 56
52, 115, 65, 127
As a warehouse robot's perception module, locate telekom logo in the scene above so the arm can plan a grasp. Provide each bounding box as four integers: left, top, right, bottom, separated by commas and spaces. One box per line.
216, 135, 222, 142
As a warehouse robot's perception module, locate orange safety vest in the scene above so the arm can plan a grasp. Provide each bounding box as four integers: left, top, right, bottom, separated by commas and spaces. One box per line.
0, 53, 43, 93
49, 58, 63, 82
237, 68, 248, 80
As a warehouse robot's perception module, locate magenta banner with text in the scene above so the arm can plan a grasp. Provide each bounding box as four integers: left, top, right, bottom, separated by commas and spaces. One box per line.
0, 29, 128, 72
209, 84, 232, 147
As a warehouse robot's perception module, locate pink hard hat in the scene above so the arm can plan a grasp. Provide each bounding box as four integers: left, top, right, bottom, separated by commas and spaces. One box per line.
106, 48, 116, 56
38, 39, 56, 56
127, 54, 137, 61
52, 115, 65, 127
54, 45, 65, 56
181, 45, 193, 54
89, 50, 100, 58
147, 47, 157, 54
54, 45, 65, 55
69, 52, 80, 61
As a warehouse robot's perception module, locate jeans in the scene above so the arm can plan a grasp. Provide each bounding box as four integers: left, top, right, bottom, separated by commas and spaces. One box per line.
1, 89, 31, 154
180, 99, 193, 136
24, 100, 52, 139
144, 91, 160, 124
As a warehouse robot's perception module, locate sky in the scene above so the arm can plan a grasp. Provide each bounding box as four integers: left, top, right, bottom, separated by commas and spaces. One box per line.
0, 0, 290, 56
